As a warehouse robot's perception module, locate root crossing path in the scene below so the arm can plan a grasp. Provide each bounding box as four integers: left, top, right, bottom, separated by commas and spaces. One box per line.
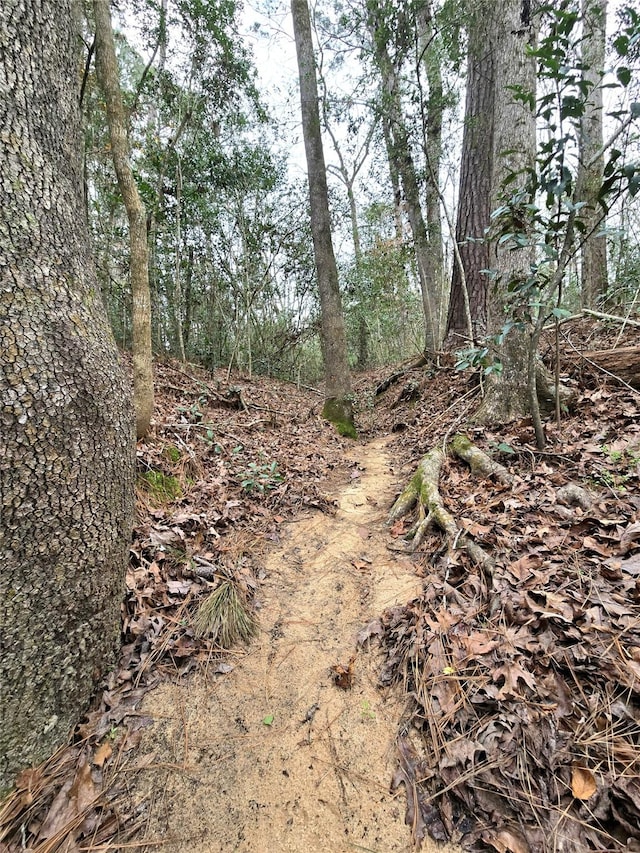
139, 439, 458, 853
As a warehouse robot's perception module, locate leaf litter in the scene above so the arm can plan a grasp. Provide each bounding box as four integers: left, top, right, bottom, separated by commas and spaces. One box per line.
1, 320, 640, 852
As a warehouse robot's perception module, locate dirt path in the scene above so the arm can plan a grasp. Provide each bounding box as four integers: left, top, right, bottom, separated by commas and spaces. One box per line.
137, 439, 458, 852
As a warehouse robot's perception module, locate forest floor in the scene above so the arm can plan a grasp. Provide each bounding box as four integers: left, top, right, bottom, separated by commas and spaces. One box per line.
2, 317, 640, 853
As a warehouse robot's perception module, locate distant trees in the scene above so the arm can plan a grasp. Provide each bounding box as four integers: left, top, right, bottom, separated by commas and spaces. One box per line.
79, 0, 638, 407
0, 0, 134, 786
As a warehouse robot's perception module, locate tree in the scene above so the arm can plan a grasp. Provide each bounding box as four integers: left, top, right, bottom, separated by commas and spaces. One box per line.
366, 0, 443, 353
291, 0, 356, 436
0, 0, 135, 787
477, 0, 538, 423
576, 0, 608, 307
447, 0, 538, 423
94, 0, 154, 439
445, 2, 493, 346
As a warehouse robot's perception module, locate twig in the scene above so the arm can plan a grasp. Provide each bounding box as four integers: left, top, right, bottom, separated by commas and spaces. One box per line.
582, 308, 640, 329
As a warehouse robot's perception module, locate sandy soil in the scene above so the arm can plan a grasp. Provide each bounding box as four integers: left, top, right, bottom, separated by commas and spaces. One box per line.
136, 438, 459, 853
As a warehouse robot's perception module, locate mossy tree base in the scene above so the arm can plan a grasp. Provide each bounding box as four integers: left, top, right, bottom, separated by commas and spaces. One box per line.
322, 396, 357, 438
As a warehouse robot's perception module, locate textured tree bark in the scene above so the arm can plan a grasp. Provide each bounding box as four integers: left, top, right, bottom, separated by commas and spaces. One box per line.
417, 0, 447, 337
291, 0, 355, 435
476, 0, 537, 423
445, 5, 494, 346
93, 0, 155, 438
0, 0, 135, 787
576, 0, 608, 308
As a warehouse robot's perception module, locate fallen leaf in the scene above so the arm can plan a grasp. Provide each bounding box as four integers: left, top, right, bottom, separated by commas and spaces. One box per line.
482, 827, 531, 853
331, 654, 355, 689
92, 741, 112, 768
262, 714, 274, 726
572, 765, 597, 800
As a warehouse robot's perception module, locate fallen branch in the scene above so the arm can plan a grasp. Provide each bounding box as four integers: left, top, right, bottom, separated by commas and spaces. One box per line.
582, 308, 640, 328
375, 354, 429, 397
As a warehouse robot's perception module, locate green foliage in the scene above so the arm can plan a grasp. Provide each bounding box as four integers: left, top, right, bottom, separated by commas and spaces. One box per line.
163, 445, 182, 463
139, 470, 182, 502
240, 460, 283, 494
486, 1, 639, 344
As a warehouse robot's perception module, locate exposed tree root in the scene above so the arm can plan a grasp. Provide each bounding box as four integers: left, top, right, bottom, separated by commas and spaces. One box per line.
449, 433, 512, 485
386, 446, 494, 579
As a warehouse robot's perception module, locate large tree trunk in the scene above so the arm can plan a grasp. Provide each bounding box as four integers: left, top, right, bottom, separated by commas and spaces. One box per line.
576, 0, 608, 308
291, 0, 355, 435
445, 5, 494, 346
476, 0, 537, 423
0, 0, 135, 787
94, 0, 154, 438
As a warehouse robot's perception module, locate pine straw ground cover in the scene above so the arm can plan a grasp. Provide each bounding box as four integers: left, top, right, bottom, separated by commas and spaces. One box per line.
363, 326, 640, 850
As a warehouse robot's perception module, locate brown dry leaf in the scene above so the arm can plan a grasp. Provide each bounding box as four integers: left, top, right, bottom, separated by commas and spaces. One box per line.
582, 535, 612, 557
330, 654, 355, 689
37, 757, 97, 841
505, 554, 543, 581
571, 765, 597, 800
483, 827, 531, 853
389, 519, 406, 538
493, 660, 536, 699
92, 741, 113, 768
621, 521, 640, 554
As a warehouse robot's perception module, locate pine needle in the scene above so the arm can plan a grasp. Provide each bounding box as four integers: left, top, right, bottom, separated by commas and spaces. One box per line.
192, 580, 257, 647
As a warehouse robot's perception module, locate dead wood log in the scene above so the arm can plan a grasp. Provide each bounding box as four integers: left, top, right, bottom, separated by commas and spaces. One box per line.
581, 346, 640, 389
375, 354, 429, 397
387, 448, 494, 576
449, 434, 512, 486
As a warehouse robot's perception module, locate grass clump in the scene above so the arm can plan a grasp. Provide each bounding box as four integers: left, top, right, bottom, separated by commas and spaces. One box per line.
139, 469, 182, 503
193, 580, 257, 647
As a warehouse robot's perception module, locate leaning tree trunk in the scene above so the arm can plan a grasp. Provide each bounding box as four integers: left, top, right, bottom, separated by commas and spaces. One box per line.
0, 0, 135, 787
291, 0, 355, 436
94, 0, 154, 439
369, 11, 442, 353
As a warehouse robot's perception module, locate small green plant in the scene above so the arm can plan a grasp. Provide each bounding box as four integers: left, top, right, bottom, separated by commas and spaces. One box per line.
240, 460, 283, 494
163, 445, 182, 463
360, 700, 376, 722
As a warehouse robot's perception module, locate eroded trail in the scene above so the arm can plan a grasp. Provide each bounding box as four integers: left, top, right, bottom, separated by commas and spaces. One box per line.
138, 439, 456, 852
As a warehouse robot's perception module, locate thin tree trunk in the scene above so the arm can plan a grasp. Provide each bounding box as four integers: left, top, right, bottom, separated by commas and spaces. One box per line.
370, 25, 441, 353
417, 0, 446, 334
93, 0, 154, 438
173, 156, 186, 362
576, 0, 608, 308
291, 0, 355, 435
